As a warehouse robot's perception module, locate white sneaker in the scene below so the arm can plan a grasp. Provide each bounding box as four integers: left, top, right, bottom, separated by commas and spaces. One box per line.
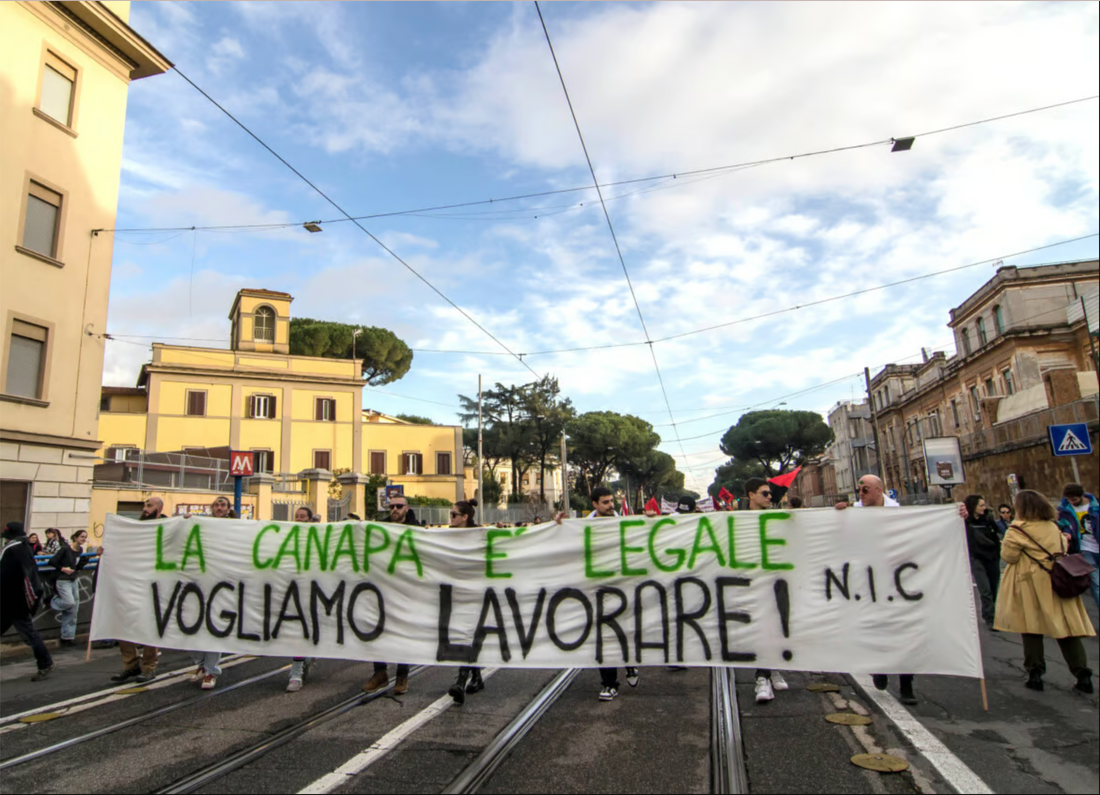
625, 668, 639, 688
598, 685, 618, 701
287, 659, 306, 692
755, 676, 775, 703
770, 671, 789, 691
189, 666, 205, 684
286, 677, 302, 693
201, 674, 217, 690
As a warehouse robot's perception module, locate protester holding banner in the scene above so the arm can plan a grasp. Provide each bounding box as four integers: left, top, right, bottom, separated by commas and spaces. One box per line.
963, 495, 1002, 627
1, 521, 53, 680
112, 497, 165, 683
188, 497, 237, 691
286, 506, 319, 693
362, 493, 420, 696
994, 489, 1095, 694
1057, 483, 1099, 608
446, 499, 487, 705
744, 478, 789, 704
48, 529, 90, 647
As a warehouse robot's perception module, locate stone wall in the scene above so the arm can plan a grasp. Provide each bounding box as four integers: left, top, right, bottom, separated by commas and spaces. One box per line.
958, 427, 1099, 506
0, 441, 94, 535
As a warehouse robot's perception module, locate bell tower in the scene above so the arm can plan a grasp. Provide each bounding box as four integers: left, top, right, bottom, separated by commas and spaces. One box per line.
228, 289, 293, 354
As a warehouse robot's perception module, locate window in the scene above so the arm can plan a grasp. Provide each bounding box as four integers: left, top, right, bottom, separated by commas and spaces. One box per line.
1003, 369, 1015, 396
315, 397, 336, 422
254, 306, 275, 343
970, 385, 981, 417
985, 377, 996, 397
993, 304, 1005, 336
976, 317, 988, 347
253, 449, 273, 473
22, 182, 62, 260
106, 446, 139, 462
248, 394, 277, 419
401, 452, 423, 475
6, 320, 48, 399
313, 450, 331, 471
960, 328, 971, 356
369, 451, 386, 475
116, 500, 144, 519
0, 481, 31, 531
100, 395, 111, 412
436, 452, 452, 476
928, 411, 941, 437
951, 399, 960, 428
39, 53, 76, 127
186, 390, 207, 417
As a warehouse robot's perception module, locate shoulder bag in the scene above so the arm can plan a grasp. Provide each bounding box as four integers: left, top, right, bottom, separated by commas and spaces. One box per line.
1012, 523, 1095, 599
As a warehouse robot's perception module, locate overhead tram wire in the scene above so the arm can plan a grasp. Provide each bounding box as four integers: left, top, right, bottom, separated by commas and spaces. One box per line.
94, 94, 1099, 235
169, 66, 541, 381
534, 1, 701, 492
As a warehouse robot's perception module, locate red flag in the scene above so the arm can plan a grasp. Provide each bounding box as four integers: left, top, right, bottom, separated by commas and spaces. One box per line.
768, 466, 803, 489
718, 487, 735, 504
621, 498, 632, 516
645, 497, 660, 514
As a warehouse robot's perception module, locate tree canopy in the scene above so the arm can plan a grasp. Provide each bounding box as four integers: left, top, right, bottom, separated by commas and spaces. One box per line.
567, 411, 661, 498
396, 414, 434, 425
718, 409, 833, 477
289, 319, 412, 386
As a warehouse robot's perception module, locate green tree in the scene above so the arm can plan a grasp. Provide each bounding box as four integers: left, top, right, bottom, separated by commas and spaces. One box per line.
519, 376, 575, 504
567, 411, 661, 498
289, 319, 412, 385
719, 410, 833, 477
458, 383, 536, 497
619, 449, 684, 509
396, 414, 434, 425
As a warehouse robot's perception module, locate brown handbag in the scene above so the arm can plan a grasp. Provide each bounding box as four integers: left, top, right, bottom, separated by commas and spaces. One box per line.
1012, 523, 1095, 599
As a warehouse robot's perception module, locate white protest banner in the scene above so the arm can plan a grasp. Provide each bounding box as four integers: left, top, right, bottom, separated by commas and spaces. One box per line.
91, 506, 983, 677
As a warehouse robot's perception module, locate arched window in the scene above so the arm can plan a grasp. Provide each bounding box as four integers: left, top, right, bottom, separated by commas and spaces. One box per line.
254, 306, 275, 342
993, 304, 1005, 335
976, 317, 987, 347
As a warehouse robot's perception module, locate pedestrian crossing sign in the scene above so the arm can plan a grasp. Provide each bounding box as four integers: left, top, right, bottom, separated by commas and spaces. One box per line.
1048, 423, 1092, 457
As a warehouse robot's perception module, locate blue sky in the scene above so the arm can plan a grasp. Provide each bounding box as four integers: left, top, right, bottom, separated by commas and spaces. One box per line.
104, 1, 1099, 491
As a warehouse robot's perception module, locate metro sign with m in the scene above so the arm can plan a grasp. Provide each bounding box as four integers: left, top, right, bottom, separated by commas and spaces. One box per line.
230, 451, 255, 477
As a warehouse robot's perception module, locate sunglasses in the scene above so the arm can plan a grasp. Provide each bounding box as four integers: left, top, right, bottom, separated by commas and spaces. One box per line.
449, 511, 461, 517
760, 491, 772, 497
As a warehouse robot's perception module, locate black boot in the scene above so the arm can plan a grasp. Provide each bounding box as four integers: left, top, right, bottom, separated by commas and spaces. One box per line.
466, 668, 485, 695
1025, 669, 1044, 691
1074, 668, 1094, 695
898, 677, 917, 706
449, 668, 469, 705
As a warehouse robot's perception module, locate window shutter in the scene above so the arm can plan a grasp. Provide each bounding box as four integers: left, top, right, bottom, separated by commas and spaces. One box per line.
268, 394, 277, 419
5, 335, 44, 398
415, 453, 423, 475
371, 452, 385, 475
248, 395, 256, 418
23, 195, 59, 258
315, 399, 322, 421
329, 400, 335, 422
400, 454, 408, 475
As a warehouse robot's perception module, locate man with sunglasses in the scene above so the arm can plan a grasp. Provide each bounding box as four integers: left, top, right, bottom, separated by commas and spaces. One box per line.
836, 475, 966, 706
362, 494, 421, 696
745, 477, 789, 703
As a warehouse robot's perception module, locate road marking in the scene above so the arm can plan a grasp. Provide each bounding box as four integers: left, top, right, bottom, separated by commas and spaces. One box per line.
298, 668, 499, 795
0, 654, 255, 731
851, 675, 993, 794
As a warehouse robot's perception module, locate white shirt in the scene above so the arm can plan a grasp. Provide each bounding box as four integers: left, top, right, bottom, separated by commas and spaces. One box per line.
587, 510, 620, 518
853, 494, 900, 508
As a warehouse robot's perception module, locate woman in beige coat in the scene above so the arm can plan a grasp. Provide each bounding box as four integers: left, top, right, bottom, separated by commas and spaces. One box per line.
994, 490, 1095, 694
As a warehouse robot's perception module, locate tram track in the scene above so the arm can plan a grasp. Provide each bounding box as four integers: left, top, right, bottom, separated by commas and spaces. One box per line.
0, 663, 290, 770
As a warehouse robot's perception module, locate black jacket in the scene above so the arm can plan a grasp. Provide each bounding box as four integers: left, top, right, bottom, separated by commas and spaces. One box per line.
48, 545, 87, 582
1, 538, 45, 620
965, 514, 1002, 562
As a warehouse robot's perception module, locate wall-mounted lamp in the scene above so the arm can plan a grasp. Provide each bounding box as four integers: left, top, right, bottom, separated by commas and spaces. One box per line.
303, 221, 323, 233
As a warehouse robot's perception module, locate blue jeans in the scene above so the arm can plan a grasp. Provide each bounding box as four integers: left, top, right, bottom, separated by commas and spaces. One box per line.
1082, 549, 1099, 608
191, 651, 222, 676
51, 580, 79, 641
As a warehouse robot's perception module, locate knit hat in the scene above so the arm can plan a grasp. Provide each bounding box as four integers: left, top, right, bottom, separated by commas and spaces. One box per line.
676, 496, 697, 513
3, 520, 26, 537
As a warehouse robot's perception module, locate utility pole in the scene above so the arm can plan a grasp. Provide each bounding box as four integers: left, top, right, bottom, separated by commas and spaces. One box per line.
560, 430, 569, 517
477, 375, 484, 527
864, 367, 884, 481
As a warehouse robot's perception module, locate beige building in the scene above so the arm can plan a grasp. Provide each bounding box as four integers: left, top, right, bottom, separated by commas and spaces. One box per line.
869, 260, 1098, 500
826, 400, 878, 498
0, 1, 169, 534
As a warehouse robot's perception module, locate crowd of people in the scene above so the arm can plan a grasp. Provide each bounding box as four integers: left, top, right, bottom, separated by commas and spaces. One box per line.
1, 477, 1095, 707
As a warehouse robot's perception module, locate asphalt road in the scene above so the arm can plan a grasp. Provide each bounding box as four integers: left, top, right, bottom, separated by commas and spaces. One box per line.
1, 596, 1097, 795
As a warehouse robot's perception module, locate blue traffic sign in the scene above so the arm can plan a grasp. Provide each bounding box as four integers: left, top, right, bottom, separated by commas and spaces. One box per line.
1048, 423, 1093, 457
887, 489, 898, 501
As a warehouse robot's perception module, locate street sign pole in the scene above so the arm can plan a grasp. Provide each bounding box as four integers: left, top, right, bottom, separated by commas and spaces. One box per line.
229, 451, 254, 519
1071, 455, 1081, 487
234, 474, 244, 518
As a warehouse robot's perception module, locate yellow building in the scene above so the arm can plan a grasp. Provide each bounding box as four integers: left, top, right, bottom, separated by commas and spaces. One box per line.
0, 1, 169, 535
93, 289, 464, 526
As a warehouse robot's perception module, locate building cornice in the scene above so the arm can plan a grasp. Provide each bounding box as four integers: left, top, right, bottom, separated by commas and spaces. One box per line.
0, 428, 102, 450
56, 1, 172, 79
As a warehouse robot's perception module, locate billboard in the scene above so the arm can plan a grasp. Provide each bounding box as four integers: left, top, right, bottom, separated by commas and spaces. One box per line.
923, 436, 965, 486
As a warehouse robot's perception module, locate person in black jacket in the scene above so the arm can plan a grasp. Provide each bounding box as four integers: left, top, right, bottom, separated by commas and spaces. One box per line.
48, 529, 90, 646
1, 521, 53, 680
964, 494, 1002, 627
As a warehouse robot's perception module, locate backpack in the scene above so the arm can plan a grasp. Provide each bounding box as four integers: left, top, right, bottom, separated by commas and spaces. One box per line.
1, 539, 46, 615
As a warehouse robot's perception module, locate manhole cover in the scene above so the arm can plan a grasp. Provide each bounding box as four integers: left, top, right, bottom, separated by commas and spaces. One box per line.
851, 753, 909, 772
825, 713, 872, 726
19, 712, 62, 723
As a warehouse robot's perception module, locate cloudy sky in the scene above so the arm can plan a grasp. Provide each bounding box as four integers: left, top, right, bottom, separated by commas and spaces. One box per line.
105, 1, 1099, 491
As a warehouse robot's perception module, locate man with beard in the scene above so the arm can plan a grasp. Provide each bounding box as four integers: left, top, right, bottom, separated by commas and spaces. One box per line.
110, 496, 165, 683
362, 494, 421, 695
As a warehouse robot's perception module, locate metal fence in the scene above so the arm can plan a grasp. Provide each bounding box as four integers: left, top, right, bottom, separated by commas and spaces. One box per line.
94, 451, 238, 492
413, 501, 559, 526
